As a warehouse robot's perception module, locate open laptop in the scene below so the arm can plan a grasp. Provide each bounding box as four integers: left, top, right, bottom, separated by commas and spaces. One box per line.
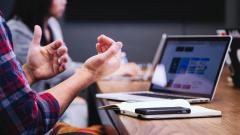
97, 35, 232, 103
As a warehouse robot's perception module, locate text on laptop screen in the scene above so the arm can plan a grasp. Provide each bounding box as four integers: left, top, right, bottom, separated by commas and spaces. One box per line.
152, 40, 228, 96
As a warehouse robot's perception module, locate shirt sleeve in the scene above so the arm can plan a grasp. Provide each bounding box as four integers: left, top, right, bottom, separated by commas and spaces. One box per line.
0, 17, 60, 134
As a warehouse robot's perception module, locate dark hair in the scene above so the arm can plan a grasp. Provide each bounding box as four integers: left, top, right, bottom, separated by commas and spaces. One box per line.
9, 0, 53, 45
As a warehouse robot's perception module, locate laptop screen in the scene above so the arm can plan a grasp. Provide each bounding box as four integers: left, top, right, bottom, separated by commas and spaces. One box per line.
151, 36, 230, 98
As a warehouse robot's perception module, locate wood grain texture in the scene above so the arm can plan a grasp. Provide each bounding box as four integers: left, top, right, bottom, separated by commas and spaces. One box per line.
97, 67, 240, 135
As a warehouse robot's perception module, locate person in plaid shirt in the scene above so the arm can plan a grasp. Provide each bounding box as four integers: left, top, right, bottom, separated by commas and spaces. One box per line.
0, 13, 123, 134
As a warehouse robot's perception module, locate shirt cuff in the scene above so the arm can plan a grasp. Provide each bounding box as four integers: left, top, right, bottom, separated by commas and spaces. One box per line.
38, 92, 60, 132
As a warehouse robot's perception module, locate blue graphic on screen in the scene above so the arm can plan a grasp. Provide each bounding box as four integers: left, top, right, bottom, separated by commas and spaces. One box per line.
169, 57, 209, 75
152, 40, 227, 95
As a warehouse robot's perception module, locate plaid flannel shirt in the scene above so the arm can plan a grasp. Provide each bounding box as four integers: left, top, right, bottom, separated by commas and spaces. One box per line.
0, 15, 60, 134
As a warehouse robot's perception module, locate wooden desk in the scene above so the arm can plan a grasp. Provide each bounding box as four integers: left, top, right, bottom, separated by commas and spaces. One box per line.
97, 67, 240, 135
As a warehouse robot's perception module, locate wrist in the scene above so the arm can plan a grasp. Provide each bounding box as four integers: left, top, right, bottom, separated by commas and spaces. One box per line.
23, 64, 36, 85
75, 67, 96, 84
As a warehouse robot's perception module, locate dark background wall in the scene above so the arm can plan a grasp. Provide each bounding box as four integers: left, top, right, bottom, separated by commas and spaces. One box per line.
62, 22, 223, 63
1, 0, 240, 63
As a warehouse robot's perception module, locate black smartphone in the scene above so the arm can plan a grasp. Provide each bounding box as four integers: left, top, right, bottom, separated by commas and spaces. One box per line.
135, 107, 191, 115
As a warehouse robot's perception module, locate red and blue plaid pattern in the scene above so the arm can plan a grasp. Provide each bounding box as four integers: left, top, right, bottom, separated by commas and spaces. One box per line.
0, 16, 60, 134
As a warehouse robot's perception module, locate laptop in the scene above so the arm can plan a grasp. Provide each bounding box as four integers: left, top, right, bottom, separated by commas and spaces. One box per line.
217, 29, 240, 87
97, 35, 232, 103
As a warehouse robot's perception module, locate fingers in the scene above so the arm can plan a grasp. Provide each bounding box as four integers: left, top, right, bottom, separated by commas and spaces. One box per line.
57, 49, 68, 72
98, 34, 115, 45
96, 43, 102, 53
58, 57, 67, 73
53, 53, 60, 73
101, 42, 123, 60
49, 42, 67, 73
58, 54, 68, 64
31, 25, 42, 45
96, 35, 115, 53
59, 63, 66, 73
46, 40, 64, 52
96, 42, 110, 53
44, 40, 64, 55
53, 53, 68, 73
57, 45, 68, 57
96, 43, 108, 53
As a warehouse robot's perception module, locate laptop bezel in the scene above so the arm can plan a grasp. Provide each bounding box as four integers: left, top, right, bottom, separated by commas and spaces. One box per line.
149, 35, 232, 99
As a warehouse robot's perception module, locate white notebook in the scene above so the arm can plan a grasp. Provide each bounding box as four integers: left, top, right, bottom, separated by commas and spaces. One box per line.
99, 99, 221, 119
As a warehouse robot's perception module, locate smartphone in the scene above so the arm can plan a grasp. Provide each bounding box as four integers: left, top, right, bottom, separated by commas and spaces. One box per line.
135, 107, 191, 115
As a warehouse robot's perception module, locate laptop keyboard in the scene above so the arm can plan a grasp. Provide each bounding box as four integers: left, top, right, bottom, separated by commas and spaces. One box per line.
132, 93, 194, 99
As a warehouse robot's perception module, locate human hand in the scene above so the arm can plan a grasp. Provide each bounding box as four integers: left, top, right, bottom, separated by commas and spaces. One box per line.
81, 35, 123, 80
24, 25, 68, 84
97, 36, 141, 77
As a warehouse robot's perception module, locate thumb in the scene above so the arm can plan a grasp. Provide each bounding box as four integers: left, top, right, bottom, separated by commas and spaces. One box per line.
31, 25, 42, 45
101, 42, 123, 60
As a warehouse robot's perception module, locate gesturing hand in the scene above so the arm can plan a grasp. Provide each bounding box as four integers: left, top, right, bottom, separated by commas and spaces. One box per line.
82, 35, 123, 80
24, 25, 68, 84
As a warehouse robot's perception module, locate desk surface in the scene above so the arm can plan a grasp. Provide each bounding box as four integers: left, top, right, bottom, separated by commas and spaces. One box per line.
97, 67, 240, 135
